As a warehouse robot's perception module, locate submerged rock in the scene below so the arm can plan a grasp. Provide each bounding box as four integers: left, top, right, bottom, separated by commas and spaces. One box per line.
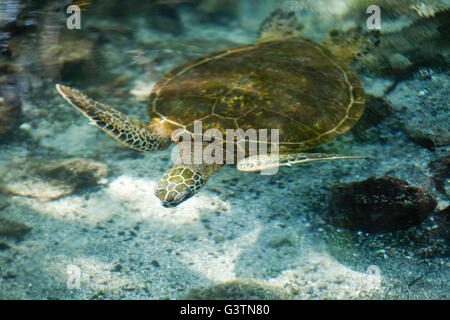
196, 0, 238, 23
327, 176, 437, 233
428, 155, 450, 195
387, 72, 449, 151
0, 216, 31, 239
416, 205, 450, 258
347, 0, 449, 21
86, 0, 184, 34
404, 130, 449, 151
350, 94, 398, 143
0, 240, 10, 250
4, 158, 110, 200
146, 3, 184, 34
388, 53, 413, 72
37, 158, 110, 190
39, 33, 100, 81
0, 0, 26, 56
428, 205, 449, 241
0, 60, 22, 136
354, 9, 450, 75
184, 279, 286, 300
0, 197, 9, 211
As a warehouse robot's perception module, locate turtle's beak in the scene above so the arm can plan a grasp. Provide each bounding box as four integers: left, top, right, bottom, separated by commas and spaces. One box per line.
161, 200, 176, 208
159, 190, 193, 208
161, 201, 174, 208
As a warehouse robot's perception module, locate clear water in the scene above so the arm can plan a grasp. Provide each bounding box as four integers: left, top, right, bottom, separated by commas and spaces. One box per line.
0, 0, 448, 300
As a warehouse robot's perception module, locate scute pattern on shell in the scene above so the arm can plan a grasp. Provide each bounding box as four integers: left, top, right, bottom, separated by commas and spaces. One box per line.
148, 38, 364, 152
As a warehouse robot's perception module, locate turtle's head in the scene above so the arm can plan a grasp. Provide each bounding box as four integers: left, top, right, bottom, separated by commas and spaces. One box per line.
154, 167, 204, 207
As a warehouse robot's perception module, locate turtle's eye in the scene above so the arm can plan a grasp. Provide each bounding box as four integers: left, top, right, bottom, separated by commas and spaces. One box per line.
174, 189, 193, 203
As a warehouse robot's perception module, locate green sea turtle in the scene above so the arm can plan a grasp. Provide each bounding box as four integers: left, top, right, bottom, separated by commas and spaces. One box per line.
56, 9, 371, 207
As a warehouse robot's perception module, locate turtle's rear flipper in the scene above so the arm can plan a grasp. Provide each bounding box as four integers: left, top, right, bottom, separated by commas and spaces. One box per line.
258, 9, 304, 43
237, 152, 367, 172
56, 84, 170, 152
323, 27, 380, 63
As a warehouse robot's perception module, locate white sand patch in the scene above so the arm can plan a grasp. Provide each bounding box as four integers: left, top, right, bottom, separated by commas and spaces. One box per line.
130, 80, 155, 101
264, 251, 385, 299
180, 225, 262, 282
14, 174, 231, 226
105, 175, 231, 225
20, 194, 119, 224
52, 255, 137, 294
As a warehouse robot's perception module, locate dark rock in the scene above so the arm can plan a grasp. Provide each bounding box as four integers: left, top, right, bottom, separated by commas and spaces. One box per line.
36, 158, 110, 190
388, 53, 413, 72
87, 0, 184, 34
150, 259, 160, 268
327, 176, 437, 233
359, 95, 394, 126
0, 216, 32, 239
351, 94, 396, 142
1, 0, 41, 57
1, 271, 17, 279
0, 202, 8, 211
0, 60, 20, 73
0, 192, 10, 211
111, 264, 123, 272
0, 1, 23, 27
386, 73, 449, 151
405, 129, 447, 151
4, 158, 110, 200
416, 244, 449, 259
428, 155, 450, 194
402, 205, 450, 258
147, 4, 184, 34
268, 237, 294, 248
354, 9, 450, 76
196, 0, 238, 24
428, 205, 449, 242
415, 206, 449, 258
38, 32, 100, 81
417, 206, 450, 258
0, 240, 11, 250
0, 0, 22, 56
184, 280, 286, 300
0, 60, 22, 136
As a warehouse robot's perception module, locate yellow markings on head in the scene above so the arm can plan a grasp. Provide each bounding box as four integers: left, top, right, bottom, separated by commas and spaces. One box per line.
154, 166, 205, 207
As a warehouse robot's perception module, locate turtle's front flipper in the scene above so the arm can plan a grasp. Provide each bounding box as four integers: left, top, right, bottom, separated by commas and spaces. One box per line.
237, 153, 366, 172
56, 84, 171, 152
258, 9, 304, 43
323, 27, 380, 63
